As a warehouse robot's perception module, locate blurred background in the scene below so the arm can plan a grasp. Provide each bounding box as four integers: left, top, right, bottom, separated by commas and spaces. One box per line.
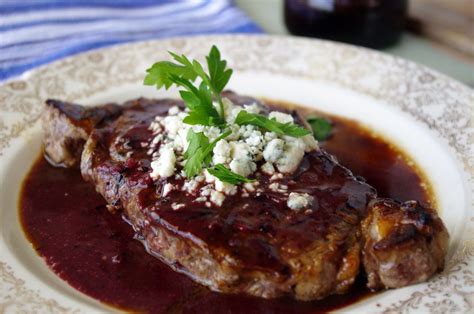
1, 0, 473, 86
237, 0, 474, 86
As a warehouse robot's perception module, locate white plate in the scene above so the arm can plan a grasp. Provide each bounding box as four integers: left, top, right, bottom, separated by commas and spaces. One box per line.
0, 35, 472, 313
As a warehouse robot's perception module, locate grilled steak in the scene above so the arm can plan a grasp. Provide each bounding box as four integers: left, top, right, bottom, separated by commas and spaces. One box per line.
43, 99, 122, 167
362, 198, 449, 290
42, 92, 449, 301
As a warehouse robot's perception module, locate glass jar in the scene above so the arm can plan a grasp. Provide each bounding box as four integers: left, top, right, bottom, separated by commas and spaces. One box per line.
284, 0, 408, 49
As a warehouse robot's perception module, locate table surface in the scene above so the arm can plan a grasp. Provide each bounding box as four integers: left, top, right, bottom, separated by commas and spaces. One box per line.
236, 0, 474, 87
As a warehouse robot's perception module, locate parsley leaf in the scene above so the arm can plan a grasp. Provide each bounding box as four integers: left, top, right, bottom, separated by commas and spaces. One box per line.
307, 117, 332, 141
144, 61, 197, 90
207, 164, 255, 184
168, 75, 223, 126
206, 46, 233, 95
184, 130, 209, 160
234, 111, 311, 137
144, 45, 232, 126
183, 149, 206, 179
183, 130, 231, 178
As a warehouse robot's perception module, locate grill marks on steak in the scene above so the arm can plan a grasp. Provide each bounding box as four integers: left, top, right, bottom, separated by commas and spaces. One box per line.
42, 93, 449, 301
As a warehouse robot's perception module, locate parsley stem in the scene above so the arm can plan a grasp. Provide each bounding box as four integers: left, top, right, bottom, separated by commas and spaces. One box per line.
208, 82, 225, 120
216, 94, 225, 120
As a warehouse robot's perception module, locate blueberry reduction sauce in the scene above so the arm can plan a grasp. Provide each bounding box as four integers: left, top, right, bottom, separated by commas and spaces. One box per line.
20, 106, 433, 313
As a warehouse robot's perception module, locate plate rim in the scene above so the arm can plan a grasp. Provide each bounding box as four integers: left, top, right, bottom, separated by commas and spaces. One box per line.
0, 34, 472, 313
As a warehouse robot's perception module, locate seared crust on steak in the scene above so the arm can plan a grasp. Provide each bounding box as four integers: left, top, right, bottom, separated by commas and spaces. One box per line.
42, 100, 122, 167
361, 199, 449, 290
42, 92, 449, 300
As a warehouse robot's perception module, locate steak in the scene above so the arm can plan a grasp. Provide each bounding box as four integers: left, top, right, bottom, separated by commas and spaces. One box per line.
42, 92, 449, 301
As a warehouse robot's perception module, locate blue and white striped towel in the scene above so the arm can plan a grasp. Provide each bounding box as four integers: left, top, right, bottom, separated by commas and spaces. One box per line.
0, 0, 262, 81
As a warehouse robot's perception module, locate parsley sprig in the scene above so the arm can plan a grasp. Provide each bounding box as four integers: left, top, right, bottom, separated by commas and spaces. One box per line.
208, 164, 255, 184
144, 46, 231, 126
307, 117, 332, 141
144, 45, 317, 185
234, 111, 311, 137
183, 129, 231, 178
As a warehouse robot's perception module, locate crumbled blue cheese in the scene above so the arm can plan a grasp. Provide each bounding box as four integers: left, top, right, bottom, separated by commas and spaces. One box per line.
148, 98, 319, 206
200, 184, 213, 197
182, 179, 199, 194
230, 159, 255, 177
171, 202, 185, 210
243, 182, 259, 192
212, 139, 231, 165
225, 100, 263, 123
269, 111, 294, 124
195, 196, 207, 202
244, 103, 262, 115
270, 173, 284, 181
204, 169, 216, 183
287, 192, 313, 211
302, 134, 318, 152
229, 142, 256, 177
162, 115, 184, 136
162, 183, 175, 197
263, 139, 284, 163
269, 182, 288, 193
168, 105, 180, 116
275, 138, 306, 173
245, 130, 263, 147
215, 178, 238, 195
150, 144, 176, 179
210, 190, 225, 207
260, 162, 275, 175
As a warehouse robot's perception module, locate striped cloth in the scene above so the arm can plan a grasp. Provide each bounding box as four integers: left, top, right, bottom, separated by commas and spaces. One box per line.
0, 0, 262, 81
